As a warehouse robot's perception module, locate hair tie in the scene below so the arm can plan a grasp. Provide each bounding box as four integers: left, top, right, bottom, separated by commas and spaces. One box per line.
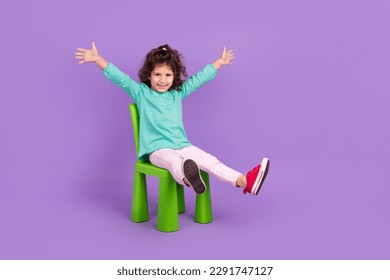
162, 47, 167, 51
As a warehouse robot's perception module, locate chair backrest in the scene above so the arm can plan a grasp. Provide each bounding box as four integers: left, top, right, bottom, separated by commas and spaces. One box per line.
129, 103, 140, 158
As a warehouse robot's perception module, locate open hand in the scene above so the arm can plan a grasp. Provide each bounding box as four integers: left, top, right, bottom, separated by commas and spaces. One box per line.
212, 47, 235, 70
219, 47, 234, 66
75, 41, 99, 64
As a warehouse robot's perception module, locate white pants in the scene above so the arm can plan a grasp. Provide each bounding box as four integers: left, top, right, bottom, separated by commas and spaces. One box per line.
149, 145, 242, 186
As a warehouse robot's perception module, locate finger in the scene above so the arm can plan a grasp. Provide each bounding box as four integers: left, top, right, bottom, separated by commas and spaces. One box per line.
74, 52, 84, 56
78, 60, 86, 64
92, 41, 96, 50
75, 55, 84, 59
77, 48, 86, 52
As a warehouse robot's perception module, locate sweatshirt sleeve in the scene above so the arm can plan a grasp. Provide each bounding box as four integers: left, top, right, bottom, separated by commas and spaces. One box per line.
103, 62, 142, 102
179, 64, 217, 98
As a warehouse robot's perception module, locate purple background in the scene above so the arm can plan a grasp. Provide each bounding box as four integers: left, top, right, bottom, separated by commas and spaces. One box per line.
1, 0, 389, 260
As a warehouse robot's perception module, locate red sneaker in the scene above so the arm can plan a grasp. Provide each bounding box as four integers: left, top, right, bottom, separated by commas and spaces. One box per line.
243, 158, 270, 195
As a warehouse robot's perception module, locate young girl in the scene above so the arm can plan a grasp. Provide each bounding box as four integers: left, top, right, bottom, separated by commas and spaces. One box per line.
75, 42, 270, 196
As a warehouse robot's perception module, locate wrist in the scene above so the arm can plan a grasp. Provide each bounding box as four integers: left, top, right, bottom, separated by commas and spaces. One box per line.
95, 55, 108, 70
212, 58, 223, 70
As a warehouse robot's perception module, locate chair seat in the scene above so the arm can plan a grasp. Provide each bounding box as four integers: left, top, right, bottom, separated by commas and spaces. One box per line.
135, 161, 172, 178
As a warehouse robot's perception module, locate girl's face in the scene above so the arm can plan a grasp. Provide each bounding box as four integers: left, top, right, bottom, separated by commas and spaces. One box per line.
149, 63, 174, 92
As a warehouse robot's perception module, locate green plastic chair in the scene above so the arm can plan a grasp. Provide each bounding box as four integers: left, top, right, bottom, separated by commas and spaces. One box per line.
129, 103, 213, 232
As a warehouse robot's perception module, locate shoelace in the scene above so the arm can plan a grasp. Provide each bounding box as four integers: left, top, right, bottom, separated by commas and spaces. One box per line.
247, 165, 260, 176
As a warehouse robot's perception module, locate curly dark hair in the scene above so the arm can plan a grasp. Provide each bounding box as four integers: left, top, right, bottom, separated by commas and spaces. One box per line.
138, 44, 188, 91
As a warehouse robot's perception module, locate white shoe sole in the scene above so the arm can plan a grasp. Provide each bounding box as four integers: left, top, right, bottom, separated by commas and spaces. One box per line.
252, 158, 270, 195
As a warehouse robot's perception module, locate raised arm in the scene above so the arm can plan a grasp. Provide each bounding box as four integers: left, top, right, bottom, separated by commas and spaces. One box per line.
75, 41, 108, 70
179, 47, 235, 98
212, 47, 235, 70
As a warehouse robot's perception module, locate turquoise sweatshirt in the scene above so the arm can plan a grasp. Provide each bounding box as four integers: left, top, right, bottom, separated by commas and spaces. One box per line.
103, 63, 217, 161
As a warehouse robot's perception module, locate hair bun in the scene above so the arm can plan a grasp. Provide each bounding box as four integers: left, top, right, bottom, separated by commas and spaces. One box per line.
158, 44, 170, 51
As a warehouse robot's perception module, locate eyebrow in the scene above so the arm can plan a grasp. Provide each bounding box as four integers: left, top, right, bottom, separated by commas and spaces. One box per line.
153, 71, 173, 75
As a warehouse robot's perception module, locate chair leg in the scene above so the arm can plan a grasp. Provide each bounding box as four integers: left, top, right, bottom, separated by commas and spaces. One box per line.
195, 171, 213, 224
177, 184, 186, 214
131, 171, 149, 223
157, 177, 179, 232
